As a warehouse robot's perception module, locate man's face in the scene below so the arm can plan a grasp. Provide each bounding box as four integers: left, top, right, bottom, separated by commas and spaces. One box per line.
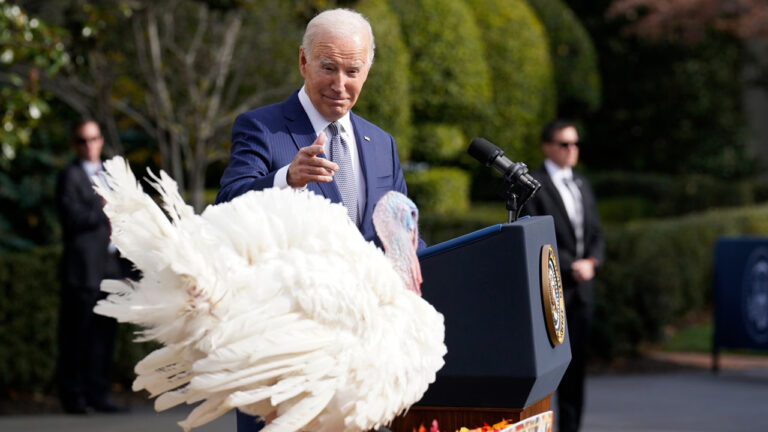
73, 121, 103, 163
542, 126, 579, 169
299, 31, 371, 122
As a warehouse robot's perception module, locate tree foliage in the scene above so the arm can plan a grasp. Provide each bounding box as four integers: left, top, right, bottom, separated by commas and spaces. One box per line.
0, 1, 69, 166
353, 0, 413, 159
388, 0, 491, 125
607, 0, 768, 43
466, 0, 556, 164
10, 0, 310, 210
528, 0, 601, 115
564, 0, 753, 178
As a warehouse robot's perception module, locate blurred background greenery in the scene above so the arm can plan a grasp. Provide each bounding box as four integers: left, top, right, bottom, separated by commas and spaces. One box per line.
2, 0, 768, 401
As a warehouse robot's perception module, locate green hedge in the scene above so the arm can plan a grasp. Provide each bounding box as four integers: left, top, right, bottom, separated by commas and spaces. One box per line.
419, 201, 507, 245
354, 0, 414, 160
0, 246, 60, 394
593, 204, 768, 357
410, 123, 467, 164
405, 167, 471, 217
0, 247, 154, 396
389, 0, 491, 124
590, 171, 767, 221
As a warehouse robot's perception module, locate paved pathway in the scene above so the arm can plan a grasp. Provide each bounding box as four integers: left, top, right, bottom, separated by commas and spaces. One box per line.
581, 368, 768, 432
1, 354, 767, 432
0, 404, 235, 432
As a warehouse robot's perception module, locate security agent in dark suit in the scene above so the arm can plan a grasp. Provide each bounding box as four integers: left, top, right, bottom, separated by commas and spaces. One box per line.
522, 120, 604, 432
56, 119, 131, 414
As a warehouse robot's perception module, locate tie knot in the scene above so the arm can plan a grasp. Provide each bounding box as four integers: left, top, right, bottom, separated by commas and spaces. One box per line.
327, 121, 340, 137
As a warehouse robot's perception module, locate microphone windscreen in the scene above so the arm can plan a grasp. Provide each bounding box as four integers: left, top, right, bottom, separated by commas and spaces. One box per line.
468, 137, 500, 165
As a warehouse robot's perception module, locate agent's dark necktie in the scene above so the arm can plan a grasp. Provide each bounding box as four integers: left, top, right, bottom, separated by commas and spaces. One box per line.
327, 121, 359, 225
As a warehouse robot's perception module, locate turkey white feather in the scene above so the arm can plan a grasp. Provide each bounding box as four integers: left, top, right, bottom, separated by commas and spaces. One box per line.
93, 156, 446, 432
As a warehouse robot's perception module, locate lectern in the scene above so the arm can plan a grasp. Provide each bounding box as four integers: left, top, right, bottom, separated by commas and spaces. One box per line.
389, 216, 571, 431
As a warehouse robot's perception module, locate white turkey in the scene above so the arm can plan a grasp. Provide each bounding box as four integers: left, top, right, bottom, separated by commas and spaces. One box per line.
92, 156, 446, 432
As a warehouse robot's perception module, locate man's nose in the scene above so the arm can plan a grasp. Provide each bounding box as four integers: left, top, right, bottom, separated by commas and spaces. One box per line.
330, 71, 346, 92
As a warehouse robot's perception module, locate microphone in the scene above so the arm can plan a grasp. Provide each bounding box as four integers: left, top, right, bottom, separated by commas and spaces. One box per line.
467, 137, 540, 191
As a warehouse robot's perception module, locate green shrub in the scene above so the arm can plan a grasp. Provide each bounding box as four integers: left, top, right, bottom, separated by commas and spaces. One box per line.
596, 196, 658, 223
388, 0, 491, 124
405, 167, 471, 217
0, 246, 154, 395
593, 204, 768, 358
419, 201, 507, 245
0, 246, 60, 394
410, 123, 467, 164
527, 0, 601, 114
590, 171, 758, 218
465, 0, 556, 165
354, 0, 414, 160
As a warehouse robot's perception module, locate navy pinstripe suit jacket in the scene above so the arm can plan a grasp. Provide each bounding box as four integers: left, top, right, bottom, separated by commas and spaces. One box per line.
216, 90, 411, 247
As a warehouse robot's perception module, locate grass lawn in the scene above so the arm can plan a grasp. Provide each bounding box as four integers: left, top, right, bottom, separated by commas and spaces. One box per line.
659, 319, 768, 357
659, 321, 713, 353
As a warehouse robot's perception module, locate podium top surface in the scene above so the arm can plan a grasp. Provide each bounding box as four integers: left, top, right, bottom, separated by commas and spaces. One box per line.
419, 224, 503, 260
418, 216, 548, 260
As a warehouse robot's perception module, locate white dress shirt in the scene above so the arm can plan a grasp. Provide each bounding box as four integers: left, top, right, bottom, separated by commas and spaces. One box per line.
273, 85, 366, 217
81, 160, 103, 185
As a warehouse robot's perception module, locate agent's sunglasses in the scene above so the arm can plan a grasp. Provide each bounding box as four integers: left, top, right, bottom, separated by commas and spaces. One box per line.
75, 136, 102, 145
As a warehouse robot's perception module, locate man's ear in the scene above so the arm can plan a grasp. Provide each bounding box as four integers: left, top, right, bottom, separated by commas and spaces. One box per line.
299, 47, 308, 76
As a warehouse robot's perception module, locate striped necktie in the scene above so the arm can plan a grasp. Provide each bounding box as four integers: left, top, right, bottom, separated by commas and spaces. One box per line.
327, 122, 359, 225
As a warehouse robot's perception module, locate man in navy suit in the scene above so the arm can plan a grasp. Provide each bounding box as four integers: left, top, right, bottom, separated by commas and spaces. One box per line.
217, 8, 417, 250
522, 120, 604, 432
216, 8, 420, 431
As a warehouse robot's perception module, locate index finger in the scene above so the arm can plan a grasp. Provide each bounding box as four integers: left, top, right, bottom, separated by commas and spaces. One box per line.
302, 132, 327, 156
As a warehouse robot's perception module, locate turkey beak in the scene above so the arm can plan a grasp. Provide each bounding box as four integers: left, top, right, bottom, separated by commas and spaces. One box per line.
408, 223, 423, 296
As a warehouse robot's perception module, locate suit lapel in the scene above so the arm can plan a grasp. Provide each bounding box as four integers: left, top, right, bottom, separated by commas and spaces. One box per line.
282, 92, 341, 203
350, 112, 373, 225
70, 159, 102, 206
538, 167, 576, 240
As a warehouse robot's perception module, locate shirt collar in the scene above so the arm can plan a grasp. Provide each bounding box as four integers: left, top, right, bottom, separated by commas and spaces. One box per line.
80, 159, 102, 176
544, 158, 573, 182
298, 85, 353, 137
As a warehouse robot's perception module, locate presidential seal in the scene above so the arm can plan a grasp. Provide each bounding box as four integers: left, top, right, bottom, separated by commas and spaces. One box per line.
541, 244, 565, 346
743, 247, 768, 344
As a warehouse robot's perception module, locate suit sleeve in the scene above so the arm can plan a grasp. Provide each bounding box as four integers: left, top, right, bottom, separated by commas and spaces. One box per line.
216, 113, 279, 204
56, 168, 108, 233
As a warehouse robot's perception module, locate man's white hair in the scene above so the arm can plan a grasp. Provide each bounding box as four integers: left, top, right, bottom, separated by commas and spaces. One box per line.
301, 8, 375, 66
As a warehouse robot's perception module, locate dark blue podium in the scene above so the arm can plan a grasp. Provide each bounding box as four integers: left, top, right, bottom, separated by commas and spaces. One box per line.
390, 216, 571, 431
713, 237, 768, 371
